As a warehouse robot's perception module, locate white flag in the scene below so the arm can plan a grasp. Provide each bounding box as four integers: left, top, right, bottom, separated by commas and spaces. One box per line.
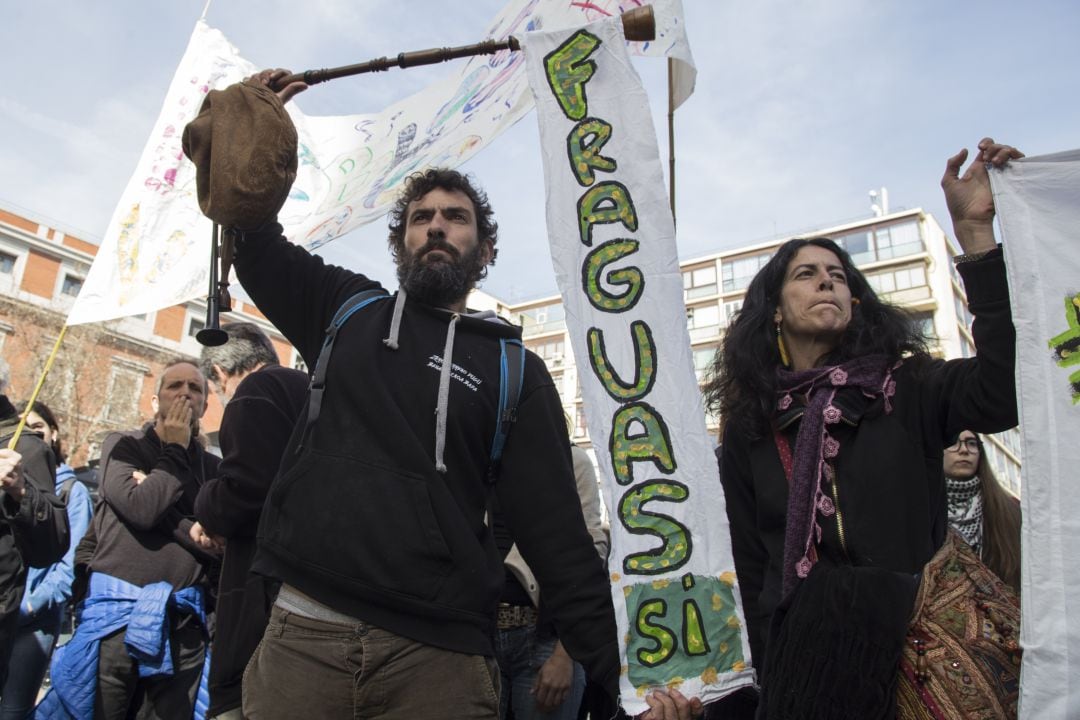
991, 150, 1080, 719
523, 16, 750, 715
67, 0, 695, 326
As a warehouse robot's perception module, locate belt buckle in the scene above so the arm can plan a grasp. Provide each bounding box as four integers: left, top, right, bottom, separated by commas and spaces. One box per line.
497, 604, 536, 629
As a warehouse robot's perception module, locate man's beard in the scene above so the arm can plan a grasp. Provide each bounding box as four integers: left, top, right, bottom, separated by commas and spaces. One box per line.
397, 237, 486, 308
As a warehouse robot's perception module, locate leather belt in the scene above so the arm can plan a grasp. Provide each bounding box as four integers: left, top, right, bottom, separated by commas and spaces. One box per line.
496, 603, 538, 629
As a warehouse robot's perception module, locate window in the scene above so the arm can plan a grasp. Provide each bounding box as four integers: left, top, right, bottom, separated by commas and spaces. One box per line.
838, 221, 923, 264
910, 310, 936, 341
188, 317, 205, 338
0, 251, 15, 274
518, 303, 566, 334
723, 299, 743, 326
876, 222, 922, 260
866, 264, 927, 295
574, 404, 588, 438
838, 231, 871, 261
61, 274, 84, 297
683, 265, 717, 299
529, 337, 566, 365
105, 363, 146, 426
693, 347, 716, 381
722, 253, 771, 292
687, 304, 721, 341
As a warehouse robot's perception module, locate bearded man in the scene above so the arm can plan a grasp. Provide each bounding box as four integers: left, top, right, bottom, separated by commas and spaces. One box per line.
225, 70, 619, 720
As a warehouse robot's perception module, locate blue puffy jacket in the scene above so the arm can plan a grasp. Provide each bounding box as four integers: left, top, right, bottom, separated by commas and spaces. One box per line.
34, 573, 210, 719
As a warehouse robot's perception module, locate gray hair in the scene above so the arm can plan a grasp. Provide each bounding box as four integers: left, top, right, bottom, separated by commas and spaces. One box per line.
199, 322, 279, 383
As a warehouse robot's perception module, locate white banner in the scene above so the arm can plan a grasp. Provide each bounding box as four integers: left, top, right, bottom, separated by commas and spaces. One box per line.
992, 151, 1080, 719
67, 0, 695, 326
523, 17, 751, 714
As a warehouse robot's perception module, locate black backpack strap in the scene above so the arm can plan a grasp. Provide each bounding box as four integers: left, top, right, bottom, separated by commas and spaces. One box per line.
58, 477, 77, 505
487, 338, 525, 483
300, 289, 389, 451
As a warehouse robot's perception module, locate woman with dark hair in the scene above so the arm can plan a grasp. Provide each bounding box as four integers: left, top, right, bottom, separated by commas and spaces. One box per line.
943, 430, 1021, 592
704, 138, 1022, 719
0, 401, 93, 719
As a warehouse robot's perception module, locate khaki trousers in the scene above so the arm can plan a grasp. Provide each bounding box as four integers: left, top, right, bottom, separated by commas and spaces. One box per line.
243, 604, 499, 719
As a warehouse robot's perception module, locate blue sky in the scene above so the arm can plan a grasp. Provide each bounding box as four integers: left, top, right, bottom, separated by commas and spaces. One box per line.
2, 0, 1078, 304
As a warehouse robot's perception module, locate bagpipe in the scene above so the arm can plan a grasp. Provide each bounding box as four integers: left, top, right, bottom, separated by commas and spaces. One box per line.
186, 7, 656, 346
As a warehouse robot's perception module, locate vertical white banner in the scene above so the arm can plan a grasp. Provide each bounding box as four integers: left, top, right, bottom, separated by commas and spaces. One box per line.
992, 150, 1080, 720
523, 18, 752, 714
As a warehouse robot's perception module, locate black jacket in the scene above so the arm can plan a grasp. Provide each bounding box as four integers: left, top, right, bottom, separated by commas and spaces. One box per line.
0, 396, 69, 682
720, 251, 1017, 670
235, 226, 620, 699
194, 364, 308, 715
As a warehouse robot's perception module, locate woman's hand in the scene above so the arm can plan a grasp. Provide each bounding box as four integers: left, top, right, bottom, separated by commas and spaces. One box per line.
942, 137, 1024, 253
638, 688, 704, 720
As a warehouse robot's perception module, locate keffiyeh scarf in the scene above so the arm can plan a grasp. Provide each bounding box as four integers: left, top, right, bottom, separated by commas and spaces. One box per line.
946, 474, 984, 556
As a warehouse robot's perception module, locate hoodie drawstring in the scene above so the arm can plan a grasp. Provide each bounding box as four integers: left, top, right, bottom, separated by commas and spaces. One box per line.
382, 289, 407, 350
434, 314, 459, 473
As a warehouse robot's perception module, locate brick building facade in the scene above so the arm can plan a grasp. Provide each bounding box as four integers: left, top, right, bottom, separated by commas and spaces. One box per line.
0, 205, 296, 467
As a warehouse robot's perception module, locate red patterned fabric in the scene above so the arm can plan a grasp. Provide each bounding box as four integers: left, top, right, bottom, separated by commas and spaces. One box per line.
897, 529, 1021, 719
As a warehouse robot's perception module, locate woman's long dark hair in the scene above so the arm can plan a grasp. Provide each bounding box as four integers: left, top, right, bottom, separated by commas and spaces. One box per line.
973, 437, 1022, 593
704, 238, 929, 437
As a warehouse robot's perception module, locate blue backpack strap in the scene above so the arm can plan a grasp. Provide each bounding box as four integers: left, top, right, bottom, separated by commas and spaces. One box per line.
300, 289, 389, 450
487, 338, 525, 483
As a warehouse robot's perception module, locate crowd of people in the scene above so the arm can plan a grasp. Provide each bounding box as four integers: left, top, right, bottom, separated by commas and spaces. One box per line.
0, 65, 1027, 720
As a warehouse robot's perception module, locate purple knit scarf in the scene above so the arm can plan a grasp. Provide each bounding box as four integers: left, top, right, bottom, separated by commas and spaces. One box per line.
775, 354, 897, 596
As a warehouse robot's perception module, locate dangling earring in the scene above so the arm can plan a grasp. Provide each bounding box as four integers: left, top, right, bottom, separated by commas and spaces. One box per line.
776, 322, 791, 367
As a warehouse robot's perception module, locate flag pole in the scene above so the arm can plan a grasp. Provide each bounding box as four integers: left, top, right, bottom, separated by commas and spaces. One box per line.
7, 326, 68, 450
667, 57, 676, 226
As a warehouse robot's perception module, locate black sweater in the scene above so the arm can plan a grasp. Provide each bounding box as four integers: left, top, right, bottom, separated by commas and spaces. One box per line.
234, 225, 620, 700
93, 424, 220, 590
194, 364, 308, 715
720, 251, 1017, 669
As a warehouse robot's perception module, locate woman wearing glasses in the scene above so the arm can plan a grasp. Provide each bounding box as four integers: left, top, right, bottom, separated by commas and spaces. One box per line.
943, 431, 1021, 592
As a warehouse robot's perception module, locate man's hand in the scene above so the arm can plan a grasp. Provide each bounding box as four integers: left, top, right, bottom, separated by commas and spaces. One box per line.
531, 641, 573, 712
132, 470, 147, 485
245, 68, 308, 106
942, 137, 1024, 253
0, 449, 25, 501
189, 521, 226, 554
638, 688, 704, 720
156, 399, 193, 447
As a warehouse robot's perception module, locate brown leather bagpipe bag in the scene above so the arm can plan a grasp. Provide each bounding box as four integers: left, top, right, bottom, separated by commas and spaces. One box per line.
181, 79, 298, 230
896, 529, 1022, 719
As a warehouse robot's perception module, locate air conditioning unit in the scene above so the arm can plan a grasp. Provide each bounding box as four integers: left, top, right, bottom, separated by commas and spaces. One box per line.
551, 353, 564, 366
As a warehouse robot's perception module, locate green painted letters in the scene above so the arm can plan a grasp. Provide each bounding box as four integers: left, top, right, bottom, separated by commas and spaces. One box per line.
577, 181, 638, 247
581, 239, 643, 312
568, 118, 616, 186
543, 30, 601, 121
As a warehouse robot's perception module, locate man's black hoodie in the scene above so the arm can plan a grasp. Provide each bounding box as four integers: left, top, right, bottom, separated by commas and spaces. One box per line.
235, 225, 620, 700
